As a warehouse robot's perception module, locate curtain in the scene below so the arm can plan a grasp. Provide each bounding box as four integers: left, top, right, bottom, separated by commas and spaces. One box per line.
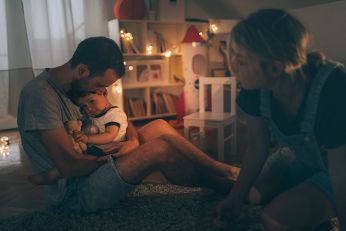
0, 0, 114, 130
23, 0, 111, 71
0, 0, 33, 130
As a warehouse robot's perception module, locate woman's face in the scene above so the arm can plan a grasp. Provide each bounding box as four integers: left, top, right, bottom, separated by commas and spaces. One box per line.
228, 42, 273, 90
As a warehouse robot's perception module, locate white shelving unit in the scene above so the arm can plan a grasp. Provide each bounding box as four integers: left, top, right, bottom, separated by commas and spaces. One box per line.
108, 19, 208, 121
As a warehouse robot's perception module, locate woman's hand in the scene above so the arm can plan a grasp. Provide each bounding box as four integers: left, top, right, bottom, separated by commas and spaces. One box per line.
214, 195, 243, 229
103, 139, 140, 157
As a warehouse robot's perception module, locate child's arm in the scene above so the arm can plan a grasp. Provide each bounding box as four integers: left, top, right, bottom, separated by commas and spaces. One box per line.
74, 125, 120, 145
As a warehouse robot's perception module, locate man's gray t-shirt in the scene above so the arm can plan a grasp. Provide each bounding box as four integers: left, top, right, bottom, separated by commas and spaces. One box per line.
17, 69, 81, 204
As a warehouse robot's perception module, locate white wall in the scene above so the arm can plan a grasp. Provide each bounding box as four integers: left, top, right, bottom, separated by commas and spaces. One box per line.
291, 1, 346, 65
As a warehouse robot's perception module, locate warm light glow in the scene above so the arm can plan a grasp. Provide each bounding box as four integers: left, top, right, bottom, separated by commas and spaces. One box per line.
123, 61, 127, 65
115, 86, 122, 94
210, 23, 218, 33
0, 136, 9, 143
192, 42, 197, 48
146, 44, 153, 55
199, 32, 203, 36
0, 140, 9, 158
164, 50, 172, 57
128, 65, 134, 71
120, 29, 133, 41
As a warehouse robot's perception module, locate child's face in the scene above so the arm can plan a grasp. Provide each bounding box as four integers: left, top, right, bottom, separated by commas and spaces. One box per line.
228, 42, 274, 90
78, 94, 108, 116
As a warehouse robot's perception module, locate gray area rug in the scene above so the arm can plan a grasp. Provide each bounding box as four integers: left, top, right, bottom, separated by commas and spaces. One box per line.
0, 184, 263, 231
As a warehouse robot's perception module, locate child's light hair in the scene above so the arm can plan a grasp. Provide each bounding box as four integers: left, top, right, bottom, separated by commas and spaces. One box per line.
229, 9, 309, 74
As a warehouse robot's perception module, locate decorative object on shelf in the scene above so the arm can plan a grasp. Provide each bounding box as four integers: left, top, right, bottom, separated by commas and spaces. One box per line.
181, 25, 208, 115
146, 0, 156, 20
119, 29, 140, 53
113, 0, 146, 20
108, 18, 207, 121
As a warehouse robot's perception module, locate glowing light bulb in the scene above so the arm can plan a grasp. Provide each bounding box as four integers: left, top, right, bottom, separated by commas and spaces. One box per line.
128, 65, 134, 71
210, 24, 218, 33
146, 45, 153, 55
164, 50, 172, 57
115, 86, 122, 94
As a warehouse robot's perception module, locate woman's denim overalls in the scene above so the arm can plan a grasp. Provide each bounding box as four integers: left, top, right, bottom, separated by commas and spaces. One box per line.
260, 61, 343, 208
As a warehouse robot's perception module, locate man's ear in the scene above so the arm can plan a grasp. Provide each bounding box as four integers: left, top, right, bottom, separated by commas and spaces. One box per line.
75, 64, 90, 79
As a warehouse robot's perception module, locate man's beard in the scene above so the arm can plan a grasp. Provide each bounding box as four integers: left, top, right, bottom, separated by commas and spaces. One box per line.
66, 79, 85, 105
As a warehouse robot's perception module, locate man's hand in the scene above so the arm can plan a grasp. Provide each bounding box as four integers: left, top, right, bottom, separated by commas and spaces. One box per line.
103, 139, 139, 157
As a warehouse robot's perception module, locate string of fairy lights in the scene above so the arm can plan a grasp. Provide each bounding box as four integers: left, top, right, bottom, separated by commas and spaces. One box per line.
120, 23, 218, 73
0, 136, 9, 158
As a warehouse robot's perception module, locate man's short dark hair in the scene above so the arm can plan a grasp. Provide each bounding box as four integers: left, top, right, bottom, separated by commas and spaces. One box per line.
70, 37, 125, 77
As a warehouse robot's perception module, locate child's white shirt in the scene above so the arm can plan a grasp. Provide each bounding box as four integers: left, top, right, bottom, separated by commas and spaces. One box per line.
91, 107, 128, 150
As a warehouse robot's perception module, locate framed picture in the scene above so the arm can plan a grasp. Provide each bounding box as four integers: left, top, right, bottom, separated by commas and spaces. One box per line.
150, 64, 162, 81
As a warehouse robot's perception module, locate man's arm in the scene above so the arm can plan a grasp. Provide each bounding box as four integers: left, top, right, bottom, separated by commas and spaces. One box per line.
328, 144, 346, 231
39, 127, 106, 178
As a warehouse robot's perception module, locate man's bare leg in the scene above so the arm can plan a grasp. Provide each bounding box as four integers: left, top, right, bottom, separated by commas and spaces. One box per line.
115, 137, 234, 193
138, 119, 239, 181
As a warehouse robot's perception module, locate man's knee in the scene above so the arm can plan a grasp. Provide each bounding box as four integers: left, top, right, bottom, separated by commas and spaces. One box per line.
151, 138, 178, 164
261, 211, 288, 231
150, 119, 169, 129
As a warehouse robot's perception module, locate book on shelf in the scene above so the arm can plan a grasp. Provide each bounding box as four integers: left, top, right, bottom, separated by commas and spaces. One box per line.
154, 32, 166, 53
126, 98, 146, 118
152, 92, 178, 115
124, 98, 134, 118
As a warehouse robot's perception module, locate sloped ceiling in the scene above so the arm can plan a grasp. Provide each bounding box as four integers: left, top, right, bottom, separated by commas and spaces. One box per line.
193, 0, 344, 18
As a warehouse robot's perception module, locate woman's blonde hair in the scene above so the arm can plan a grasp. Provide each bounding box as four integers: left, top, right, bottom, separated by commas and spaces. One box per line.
230, 9, 309, 73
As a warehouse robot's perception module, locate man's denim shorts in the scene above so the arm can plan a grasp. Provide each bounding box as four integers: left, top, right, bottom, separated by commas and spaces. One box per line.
60, 155, 136, 212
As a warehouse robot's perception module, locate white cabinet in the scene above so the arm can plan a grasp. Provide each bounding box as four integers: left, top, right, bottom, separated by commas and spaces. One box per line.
108, 19, 208, 121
